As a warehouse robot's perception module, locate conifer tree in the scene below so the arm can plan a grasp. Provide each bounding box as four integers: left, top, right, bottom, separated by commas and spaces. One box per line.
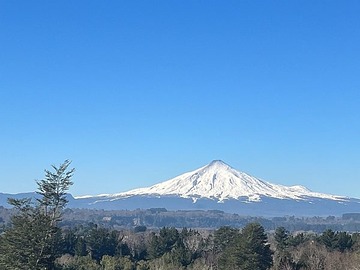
217, 223, 273, 270
36, 159, 74, 224
273, 227, 296, 270
235, 223, 273, 270
0, 160, 74, 270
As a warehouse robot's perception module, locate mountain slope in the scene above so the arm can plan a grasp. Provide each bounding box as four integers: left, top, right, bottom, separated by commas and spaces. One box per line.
87, 160, 346, 202
3, 161, 359, 216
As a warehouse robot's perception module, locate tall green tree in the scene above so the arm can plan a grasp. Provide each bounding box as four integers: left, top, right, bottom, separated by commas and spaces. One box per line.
36, 159, 74, 224
215, 226, 239, 269
217, 223, 273, 270
336, 231, 353, 252
0, 160, 74, 270
147, 227, 180, 260
273, 227, 296, 270
235, 223, 273, 270
85, 226, 119, 262
274, 227, 289, 251
318, 229, 338, 251
213, 226, 238, 254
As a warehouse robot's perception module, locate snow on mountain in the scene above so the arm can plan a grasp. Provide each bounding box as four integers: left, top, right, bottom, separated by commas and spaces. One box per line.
97, 160, 347, 202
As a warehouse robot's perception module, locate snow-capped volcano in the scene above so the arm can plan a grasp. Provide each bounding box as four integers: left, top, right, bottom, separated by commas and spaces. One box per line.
70, 160, 360, 216
102, 160, 346, 202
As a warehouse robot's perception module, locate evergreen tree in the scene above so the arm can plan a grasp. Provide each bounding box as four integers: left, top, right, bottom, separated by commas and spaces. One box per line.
62, 229, 77, 256
0, 160, 74, 270
336, 231, 353, 252
158, 226, 180, 253
215, 227, 239, 269
288, 233, 306, 247
273, 227, 296, 270
274, 227, 289, 250
147, 227, 180, 260
318, 229, 338, 251
85, 226, 119, 262
213, 226, 238, 254
36, 159, 74, 224
216, 224, 273, 270
147, 232, 163, 259
75, 236, 87, 257
235, 223, 273, 270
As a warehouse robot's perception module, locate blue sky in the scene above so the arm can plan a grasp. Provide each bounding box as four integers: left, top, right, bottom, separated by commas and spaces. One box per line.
1, 1, 359, 198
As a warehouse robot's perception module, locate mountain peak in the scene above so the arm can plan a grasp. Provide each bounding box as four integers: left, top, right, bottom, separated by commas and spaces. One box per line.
209, 159, 226, 165
205, 160, 236, 173
208, 160, 229, 167
107, 161, 346, 202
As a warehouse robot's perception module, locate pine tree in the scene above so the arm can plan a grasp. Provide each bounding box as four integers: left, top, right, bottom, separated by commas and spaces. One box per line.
0, 160, 74, 270
235, 223, 273, 270
273, 227, 296, 270
36, 159, 74, 224
318, 229, 338, 251
215, 226, 239, 270
336, 231, 353, 252
274, 227, 289, 250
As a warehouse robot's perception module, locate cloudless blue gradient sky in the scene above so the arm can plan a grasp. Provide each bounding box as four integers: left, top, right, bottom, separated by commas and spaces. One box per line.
1, 1, 359, 198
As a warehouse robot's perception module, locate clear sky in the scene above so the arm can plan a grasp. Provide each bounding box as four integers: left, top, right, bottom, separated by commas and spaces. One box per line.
1, 1, 359, 198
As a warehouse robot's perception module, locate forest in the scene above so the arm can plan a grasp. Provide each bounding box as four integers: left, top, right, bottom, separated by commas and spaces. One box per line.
1, 161, 360, 270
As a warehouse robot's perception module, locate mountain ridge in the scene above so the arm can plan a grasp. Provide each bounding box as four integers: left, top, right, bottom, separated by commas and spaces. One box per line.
81, 160, 347, 203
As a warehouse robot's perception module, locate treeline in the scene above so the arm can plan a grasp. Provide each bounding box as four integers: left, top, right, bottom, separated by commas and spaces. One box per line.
1, 161, 360, 269
2, 219, 360, 269
63, 208, 360, 233
46, 224, 360, 269
3, 206, 360, 234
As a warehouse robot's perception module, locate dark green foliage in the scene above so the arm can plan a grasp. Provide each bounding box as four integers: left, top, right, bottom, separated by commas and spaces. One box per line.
134, 225, 147, 233
318, 229, 338, 251
54, 224, 360, 269
36, 160, 74, 224
159, 227, 180, 252
147, 227, 180, 260
318, 229, 353, 252
118, 242, 131, 257
213, 226, 238, 253
74, 236, 87, 256
217, 223, 273, 270
85, 226, 120, 261
274, 227, 289, 250
62, 229, 77, 256
146, 227, 204, 268
0, 205, 54, 269
288, 232, 306, 247
159, 239, 192, 268
336, 231, 353, 252
0, 160, 74, 270
147, 232, 164, 259
236, 223, 273, 270
215, 226, 239, 269
351, 233, 360, 251
273, 227, 297, 270
170, 229, 199, 267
